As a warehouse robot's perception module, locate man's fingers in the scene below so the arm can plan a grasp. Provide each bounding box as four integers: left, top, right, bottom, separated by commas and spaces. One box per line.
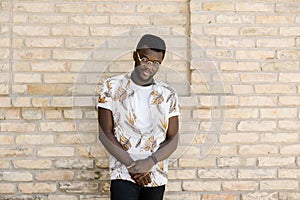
127, 162, 136, 169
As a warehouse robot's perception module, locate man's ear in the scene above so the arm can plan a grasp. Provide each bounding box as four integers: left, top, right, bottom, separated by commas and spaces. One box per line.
133, 51, 137, 61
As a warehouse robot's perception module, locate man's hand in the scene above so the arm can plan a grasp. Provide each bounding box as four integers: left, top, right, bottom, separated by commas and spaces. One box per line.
127, 157, 155, 174
130, 172, 152, 186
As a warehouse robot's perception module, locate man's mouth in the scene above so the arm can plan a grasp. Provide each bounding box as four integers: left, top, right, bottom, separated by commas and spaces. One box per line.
141, 68, 151, 76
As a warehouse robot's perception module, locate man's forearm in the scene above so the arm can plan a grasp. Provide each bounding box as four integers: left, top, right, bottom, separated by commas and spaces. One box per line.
98, 129, 134, 167
152, 133, 179, 163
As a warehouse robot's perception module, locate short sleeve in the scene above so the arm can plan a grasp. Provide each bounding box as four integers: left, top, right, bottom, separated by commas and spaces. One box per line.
168, 92, 180, 118
97, 79, 113, 111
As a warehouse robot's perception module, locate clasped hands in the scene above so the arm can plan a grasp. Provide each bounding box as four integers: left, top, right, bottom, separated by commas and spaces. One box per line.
127, 157, 155, 186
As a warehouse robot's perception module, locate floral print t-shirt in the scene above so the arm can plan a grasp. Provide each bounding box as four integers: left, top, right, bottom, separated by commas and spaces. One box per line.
97, 72, 180, 187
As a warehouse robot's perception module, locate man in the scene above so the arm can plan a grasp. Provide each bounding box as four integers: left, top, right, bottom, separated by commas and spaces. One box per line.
97, 34, 180, 200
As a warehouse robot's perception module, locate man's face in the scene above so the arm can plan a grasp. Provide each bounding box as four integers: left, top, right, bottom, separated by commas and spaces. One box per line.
133, 47, 163, 85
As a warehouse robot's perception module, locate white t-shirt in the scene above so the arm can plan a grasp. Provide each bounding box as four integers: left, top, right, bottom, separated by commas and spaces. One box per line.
129, 80, 153, 131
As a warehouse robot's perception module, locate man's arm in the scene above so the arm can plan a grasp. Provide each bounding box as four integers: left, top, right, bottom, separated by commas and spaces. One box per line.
128, 116, 179, 173
98, 108, 134, 167
98, 107, 152, 186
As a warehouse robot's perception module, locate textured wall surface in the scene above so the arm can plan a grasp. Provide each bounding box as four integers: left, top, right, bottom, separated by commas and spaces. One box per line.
0, 0, 300, 199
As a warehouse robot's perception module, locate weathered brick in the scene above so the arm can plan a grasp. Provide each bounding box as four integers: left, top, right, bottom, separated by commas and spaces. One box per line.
28, 85, 67, 96
165, 181, 182, 192
225, 108, 258, 119
182, 181, 220, 191
90, 26, 129, 36
279, 192, 300, 200
239, 145, 278, 155
205, 27, 239, 36
0, 183, 15, 194
232, 85, 254, 94
59, 182, 98, 193
97, 3, 135, 13
29, 15, 68, 24
0, 97, 11, 108
238, 169, 276, 179
164, 193, 200, 200
0, 135, 14, 145
56, 133, 96, 144
54, 159, 94, 169
110, 15, 150, 25
261, 180, 298, 190
12, 97, 31, 107
179, 157, 216, 168
238, 121, 276, 132
43, 73, 77, 84
203, 2, 234, 11
239, 96, 277, 107
217, 157, 257, 167
13, 26, 50, 36
276, 3, 300, 13
261, 61, 299, 71
261, 108, 297, 119
216, 14, 254, 24
13, 14, 28, 24
198, 169, 236, 179
77, 145, 108, 158
0, 160, 10, 169
280, 27, 300, 37
236, 50, 275, 60
14, 2, 54, 13
203, 194, 239, 200
257, 38, 294, 48
55, 3, 94, 13
278, 120, 300, 131
220, 133, 259, 144
236, 3, 274, 12
277, 50, 300, 60
0, 49, 9, 60
18, 183, 56, 194
25, 38, 63, 48
281, 144, 300, 155
40, 122, 76, 132
70, 15, 108, 24
255, 84, 296, 94
137, 3, 187, 13
35, 170, 74, 181
222, 181, 258, 191
53, 50, 90, 60
51, 26, 89, 36
32, 97, 49, 107
0, 172, 32, 181
153, 14, 187, 25
14, 49, 51, 60
50, 97, 73, 107
16, 135, 53, 145
278, 169, 300, 178
0, 122, 35, 132
258, 156, 295, 167
0, 147, 33, 158
77, 170, 109, 181
13, 160, 52, 169
257, 15, 293, 24
261, 133, 298, 143
216, 37, 255, 48
0, 84, 9, 95
168, 169, 197, 180
37, 147, 75, 157
240, 27, 277, 36
279, 73, 300, 83
242, 192, 278, 200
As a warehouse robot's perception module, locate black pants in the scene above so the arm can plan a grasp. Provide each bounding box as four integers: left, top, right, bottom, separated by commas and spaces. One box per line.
110, 180, 165, 200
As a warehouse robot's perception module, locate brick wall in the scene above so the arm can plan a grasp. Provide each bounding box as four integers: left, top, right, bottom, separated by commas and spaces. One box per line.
0, 0, 299, 199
